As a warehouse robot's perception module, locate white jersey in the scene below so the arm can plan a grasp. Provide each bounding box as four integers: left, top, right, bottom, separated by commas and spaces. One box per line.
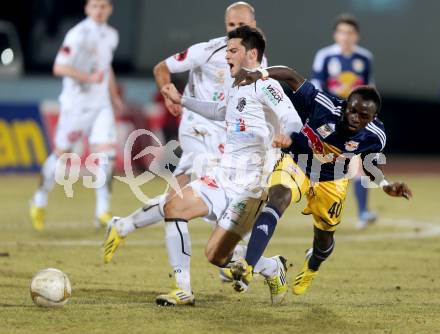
55, 18, 119, 109
165, 36, 268, 131
219, 77, 302, 196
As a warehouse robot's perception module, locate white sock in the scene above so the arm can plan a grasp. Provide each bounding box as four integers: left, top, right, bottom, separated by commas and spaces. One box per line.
164, 219, 191, 293
95, 155, 114, 217
254, 256, 278, 278
115, 194, 166, 237
33, 153, 58, 208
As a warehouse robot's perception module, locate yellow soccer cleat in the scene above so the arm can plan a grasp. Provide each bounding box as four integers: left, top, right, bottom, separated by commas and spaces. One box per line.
156, 289, 195, 306
30, 204, 45, 232
96, 212, 113, 228
230, 258, 253, 293
265, 256, 288, 305
292, 249, 318, 295
219, 267, 234, 283
103, 217, 125, 264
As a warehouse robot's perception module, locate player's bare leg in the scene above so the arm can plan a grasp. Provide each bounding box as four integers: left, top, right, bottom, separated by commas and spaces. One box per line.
205, 226, 242, 267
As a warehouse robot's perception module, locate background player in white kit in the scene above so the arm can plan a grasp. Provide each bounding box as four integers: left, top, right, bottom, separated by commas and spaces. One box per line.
30, 0, 122, 230
156, 26, 302, 306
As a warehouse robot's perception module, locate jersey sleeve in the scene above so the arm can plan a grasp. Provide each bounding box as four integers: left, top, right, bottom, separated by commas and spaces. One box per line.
311, 49, 328, 90
54, 29, 83, 66
165, 38, 225, 73
257, 80, 302, 135
287, 80, 321, 119
365, 55, 374, 85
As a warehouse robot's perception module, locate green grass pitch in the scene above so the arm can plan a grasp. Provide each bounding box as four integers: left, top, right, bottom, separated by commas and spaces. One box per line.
0, 174, 439, 333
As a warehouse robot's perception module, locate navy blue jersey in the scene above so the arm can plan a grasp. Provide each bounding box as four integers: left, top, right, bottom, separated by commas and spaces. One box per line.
311, 44, 373, 99
285, 80, 385, 182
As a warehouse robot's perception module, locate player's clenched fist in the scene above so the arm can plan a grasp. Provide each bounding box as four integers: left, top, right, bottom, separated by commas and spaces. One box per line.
233, 69, 261, 87
272, 134, 292, 148
88, 70, 104, 83
383, 182, 413, 200
161, 83, 182, 116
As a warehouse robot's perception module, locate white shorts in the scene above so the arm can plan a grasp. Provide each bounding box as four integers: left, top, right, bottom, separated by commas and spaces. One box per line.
54, 106, 116, 151
190, 173, 265, 238
174, 110, 226, 177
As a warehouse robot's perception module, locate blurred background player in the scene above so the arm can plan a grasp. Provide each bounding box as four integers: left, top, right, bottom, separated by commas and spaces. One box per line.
310, 14, 376, 229
104, 1, 265, 304
30, 0, 122, 230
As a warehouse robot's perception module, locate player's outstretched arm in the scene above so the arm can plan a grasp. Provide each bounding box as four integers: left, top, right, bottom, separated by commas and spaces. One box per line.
161, 84, 226, 121
362, 163, 413, 200
53, 63, 103, 84
234, 66, 306, 92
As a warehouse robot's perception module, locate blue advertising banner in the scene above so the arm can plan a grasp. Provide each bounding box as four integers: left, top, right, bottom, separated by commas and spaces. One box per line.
0, 103, 50, 172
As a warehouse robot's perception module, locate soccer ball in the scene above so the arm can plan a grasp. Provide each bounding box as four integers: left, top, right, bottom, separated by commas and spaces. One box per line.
30, 268, 71, 307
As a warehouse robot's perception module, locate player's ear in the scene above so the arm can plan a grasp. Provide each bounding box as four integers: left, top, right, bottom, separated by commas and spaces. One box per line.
250, 48, 258, 61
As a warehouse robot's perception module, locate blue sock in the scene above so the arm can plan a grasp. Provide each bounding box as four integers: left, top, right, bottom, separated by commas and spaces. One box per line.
245, 205, 281, 268
354, 178, 368, 216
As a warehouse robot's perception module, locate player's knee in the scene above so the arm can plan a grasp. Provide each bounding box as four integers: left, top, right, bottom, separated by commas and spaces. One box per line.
163, 198, 185, 218
267, 184, 292, 214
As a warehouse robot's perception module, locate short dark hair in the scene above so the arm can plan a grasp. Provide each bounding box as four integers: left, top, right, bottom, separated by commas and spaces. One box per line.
333, 14, 360, 33
227, 26, 265, 63
348, 85, 382, 114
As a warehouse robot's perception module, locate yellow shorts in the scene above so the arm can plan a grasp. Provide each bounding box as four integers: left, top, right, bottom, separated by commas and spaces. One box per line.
268, 153, 349, 232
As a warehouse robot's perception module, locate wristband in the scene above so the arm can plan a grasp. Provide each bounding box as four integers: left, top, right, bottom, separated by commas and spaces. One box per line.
257, 68, 269, 80
379, 179, 389, 188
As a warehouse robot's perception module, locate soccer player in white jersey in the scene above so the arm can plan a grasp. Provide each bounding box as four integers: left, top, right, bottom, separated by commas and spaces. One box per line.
102, 2, 264, 247
30, 0, 122, 230
102, 2, 265, 294
155, 26, 302, 306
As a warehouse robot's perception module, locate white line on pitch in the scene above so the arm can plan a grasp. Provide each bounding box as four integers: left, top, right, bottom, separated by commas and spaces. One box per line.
1, 218, 439, 247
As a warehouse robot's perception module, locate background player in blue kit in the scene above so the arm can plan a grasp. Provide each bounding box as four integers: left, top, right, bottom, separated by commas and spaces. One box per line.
311, 14, 376, 229
228, 65, 412, 295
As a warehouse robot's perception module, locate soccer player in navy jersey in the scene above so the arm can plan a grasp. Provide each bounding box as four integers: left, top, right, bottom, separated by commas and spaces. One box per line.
227, 65, 412, 296
311, 14, 376, 229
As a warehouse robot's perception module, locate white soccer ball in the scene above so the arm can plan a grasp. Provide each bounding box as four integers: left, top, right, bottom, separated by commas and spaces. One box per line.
30, 268, 71, 307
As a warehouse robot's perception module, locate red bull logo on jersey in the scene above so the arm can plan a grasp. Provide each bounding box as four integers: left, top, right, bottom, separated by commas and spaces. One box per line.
302, 124, 324, 154
327, 72, 364, 99
345, 140, 359, 152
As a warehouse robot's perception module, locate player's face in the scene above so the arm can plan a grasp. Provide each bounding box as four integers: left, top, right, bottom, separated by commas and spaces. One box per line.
225, 7, 256, 33
226, 38, 255, 77
86, 0, 113, 24
343, 95, 377, 133
334, 23, 359, 53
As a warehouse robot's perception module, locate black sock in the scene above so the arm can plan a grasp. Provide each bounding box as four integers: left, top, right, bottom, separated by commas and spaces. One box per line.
308, 241, 335, 271
245, 205, 281, 267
